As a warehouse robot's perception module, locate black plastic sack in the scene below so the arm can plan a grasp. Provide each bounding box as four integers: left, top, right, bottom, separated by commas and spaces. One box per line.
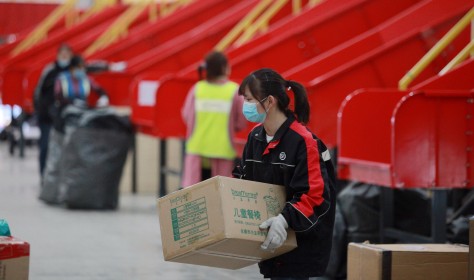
338, 181, 380, 242
40, 106, 132, 209
39, 129, 65, 204
323, 202, 347, 280
447, 216, 470, 244
60, 128, 131, 209
60, 110, 132, 209
39, 106, 83, 204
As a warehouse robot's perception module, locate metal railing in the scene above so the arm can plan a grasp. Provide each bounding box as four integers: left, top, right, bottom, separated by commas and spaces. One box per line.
84, 0, 193, 56
234, 0, 289, 47
11, 0, 117, 57
214, 0, 273, 51
11, 0, 78, 56
76, 0, 117, 23
215, 0, 324, 51
398, 7, 474, 90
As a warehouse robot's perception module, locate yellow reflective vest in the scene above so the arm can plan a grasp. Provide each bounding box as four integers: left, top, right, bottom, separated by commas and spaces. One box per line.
186, 80, 238, 159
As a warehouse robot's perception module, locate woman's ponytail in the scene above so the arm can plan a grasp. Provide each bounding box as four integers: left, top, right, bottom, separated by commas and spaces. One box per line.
287, 80, 310, 124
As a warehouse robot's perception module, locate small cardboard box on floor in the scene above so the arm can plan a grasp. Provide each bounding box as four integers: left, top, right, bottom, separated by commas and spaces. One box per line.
158, 176, 298, 269
348, 243, 469, 280
0, 236, 30, 280
470, 217, 473, 280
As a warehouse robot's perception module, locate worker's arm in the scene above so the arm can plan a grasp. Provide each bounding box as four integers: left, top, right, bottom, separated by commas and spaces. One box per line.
231, 91, 247, 132
182, 85, 196, 125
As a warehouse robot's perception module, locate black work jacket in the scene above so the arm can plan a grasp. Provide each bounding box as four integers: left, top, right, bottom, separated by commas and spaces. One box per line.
34, 62, 68, 123
233, 116, 336, 278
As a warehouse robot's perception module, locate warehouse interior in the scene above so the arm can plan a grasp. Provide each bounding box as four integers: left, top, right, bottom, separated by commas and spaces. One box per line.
0, 0, 473, 279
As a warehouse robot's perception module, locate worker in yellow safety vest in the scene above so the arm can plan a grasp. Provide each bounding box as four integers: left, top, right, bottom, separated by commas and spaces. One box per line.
181, 51, 247, 187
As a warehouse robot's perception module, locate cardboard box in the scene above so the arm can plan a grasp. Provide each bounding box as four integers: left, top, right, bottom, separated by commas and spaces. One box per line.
348, 243, 469, 280
0, 236, 30, 280
158, 176, 298, 269
470, 217, 473, 280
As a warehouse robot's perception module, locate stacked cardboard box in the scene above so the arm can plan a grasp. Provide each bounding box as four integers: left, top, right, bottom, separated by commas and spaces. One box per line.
158, 176, 298, 269
470, 217, 473, 280
0, 236, 29, 280
348, 243, 469, 280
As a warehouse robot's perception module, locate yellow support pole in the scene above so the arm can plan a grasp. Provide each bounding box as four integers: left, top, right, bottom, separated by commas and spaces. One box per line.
78, 0, 117, 23
439, 40, 474, 75
84, 3, 150, 56
214, 0, 273, 51
234, 0, 288, 47
149, 2, 158, 22
309, 0, 323, 7
160, 0, 193, 17
11, 0, 78, 56
399, 7, 474, 90
471, 18, 474, 57
292, 0, 302, 15
85, 0, 192, 56
160, 1, 170, 17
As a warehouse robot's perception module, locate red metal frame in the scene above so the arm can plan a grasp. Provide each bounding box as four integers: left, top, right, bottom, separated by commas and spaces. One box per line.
412, 58, 474, 91
131, 0, 423, 140
0, 3, 57, 36
88, 0, 243, 61
98, 0, 260, 106
283, 0, 473, 148
338, 88, 474, 188
1, 5, 128, 111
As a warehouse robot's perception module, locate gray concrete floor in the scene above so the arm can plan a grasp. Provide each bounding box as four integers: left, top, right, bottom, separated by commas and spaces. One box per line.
0, 143, 260, 280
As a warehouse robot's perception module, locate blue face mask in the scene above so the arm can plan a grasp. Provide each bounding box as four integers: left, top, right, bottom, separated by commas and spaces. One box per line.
72, 69, 86, 79
242, 98, 267, 123
57, 59, 70, 68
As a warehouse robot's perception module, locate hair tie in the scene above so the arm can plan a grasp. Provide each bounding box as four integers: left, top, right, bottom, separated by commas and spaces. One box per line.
286, 80, 292, 91
200, 62, 207, 69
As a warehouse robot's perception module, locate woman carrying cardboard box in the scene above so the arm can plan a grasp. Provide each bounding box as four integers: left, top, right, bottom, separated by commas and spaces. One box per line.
233, 68, 336, 279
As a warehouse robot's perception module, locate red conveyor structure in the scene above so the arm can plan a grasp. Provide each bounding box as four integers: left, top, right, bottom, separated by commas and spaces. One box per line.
131, 0, 422, 139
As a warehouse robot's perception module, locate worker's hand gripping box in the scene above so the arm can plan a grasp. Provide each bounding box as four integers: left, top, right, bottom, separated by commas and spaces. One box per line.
0, 236, 30, 280
157, 176, 298, 269
348, 243, 469, 280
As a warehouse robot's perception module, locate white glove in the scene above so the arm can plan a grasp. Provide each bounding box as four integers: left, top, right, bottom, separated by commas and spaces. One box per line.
96, 96, 109, 107
108, 61, 127, 72
259, 214, 288, 251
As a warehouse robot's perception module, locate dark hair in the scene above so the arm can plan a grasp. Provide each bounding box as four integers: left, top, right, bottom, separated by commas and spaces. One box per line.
198, 51, 228, 81
69, 55, 85, 69
57, 43, 73, 53
239, 68, 310, 124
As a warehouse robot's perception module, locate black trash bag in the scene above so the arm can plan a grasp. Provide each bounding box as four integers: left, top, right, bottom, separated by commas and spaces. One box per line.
39, 105, 84, 204
39, 129, 65, 204
338, 182, 381, 243
81, 114, 132, 133
60, 111, 132, 210
322, 202, 348, 280
447, 216, 470, 244
394, 189, 431, 236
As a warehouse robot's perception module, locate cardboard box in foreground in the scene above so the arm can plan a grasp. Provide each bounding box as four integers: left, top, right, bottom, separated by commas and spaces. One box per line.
348, 243, 469, 280
0, 236, 30, 280
158, 176, 298, 269
470, 217, 473, 280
